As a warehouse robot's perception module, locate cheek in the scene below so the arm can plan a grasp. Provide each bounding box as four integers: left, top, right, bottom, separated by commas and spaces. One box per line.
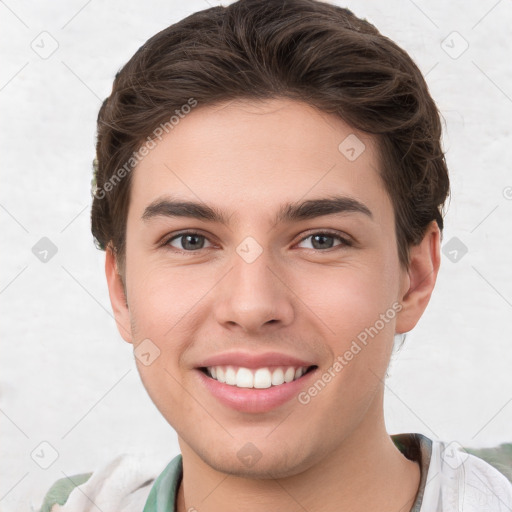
305, 262, 398, 336
296, 259, 399, 389
126, 258, 200, 422
127, 255, 205, 334
300, 270, 397, 412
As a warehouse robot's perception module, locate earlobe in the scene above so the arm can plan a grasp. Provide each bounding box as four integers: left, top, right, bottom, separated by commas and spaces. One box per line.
105, 247, 133, 344
395, 221, 441, 334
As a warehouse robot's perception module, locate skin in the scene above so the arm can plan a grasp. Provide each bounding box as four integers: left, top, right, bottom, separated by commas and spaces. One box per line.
105, 97, 440, 512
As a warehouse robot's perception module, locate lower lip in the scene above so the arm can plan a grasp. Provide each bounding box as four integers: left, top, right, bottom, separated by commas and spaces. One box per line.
196, 368, 318, 413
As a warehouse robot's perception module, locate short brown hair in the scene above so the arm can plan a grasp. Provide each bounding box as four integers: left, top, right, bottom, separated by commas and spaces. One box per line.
91, 0, 449, 273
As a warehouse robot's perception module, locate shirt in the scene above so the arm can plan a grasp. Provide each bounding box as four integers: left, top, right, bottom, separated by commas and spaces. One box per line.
39, 433, 512, 512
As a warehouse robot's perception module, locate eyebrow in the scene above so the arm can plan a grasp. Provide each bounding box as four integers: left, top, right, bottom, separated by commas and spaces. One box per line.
141, 195, 373, 225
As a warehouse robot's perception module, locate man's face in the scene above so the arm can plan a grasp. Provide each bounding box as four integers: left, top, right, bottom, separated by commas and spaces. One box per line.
118, 98, 411, 477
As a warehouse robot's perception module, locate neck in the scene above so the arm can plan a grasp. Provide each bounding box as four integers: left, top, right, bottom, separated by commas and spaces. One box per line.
176, 396, 420, 512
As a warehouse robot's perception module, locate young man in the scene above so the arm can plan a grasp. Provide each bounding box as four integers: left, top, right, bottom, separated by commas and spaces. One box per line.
39, 0, 512, 511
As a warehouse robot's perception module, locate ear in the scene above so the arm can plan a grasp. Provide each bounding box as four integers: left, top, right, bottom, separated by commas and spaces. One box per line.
395, 221, 441, 334
105, 246, 133, 344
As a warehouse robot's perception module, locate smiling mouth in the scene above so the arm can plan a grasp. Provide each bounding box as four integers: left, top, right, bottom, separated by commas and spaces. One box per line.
199, 365, 318, 389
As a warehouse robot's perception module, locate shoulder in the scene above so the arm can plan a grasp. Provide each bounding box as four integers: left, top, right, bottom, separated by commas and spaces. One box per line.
428, 438, 512, 512
464, 443, 512, 482
38, 473, 92, 512
37, 452, 165, 512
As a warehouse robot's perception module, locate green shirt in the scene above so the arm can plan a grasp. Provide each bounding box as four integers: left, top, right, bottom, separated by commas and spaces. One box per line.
141, 433, 431, 512
40, 433, 512, 512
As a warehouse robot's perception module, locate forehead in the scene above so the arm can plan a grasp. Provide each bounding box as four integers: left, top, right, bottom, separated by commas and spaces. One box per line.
127, 98, 392, 227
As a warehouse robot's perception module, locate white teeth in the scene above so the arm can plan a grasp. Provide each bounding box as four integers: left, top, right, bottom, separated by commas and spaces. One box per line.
284, 367, 296, 383
205, 365, 311, 389
236, 367, 254, 388
216, 366, 226, 383
253, 368, 272, 389
225, 366, 237, 385
271, 367, 285, 386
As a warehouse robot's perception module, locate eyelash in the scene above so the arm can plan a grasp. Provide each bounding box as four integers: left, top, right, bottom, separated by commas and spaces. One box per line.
161, 229, 353, 254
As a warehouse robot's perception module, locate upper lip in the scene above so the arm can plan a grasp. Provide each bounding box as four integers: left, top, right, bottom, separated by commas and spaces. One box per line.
196, 351, 316, 370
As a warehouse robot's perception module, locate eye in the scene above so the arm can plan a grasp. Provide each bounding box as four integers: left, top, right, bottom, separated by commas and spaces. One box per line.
165, 231, 213, 252
161, 230, 352, 253
296, 231, 352, 251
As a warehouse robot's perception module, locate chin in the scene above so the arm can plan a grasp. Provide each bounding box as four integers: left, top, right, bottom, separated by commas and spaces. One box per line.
193, 440, 320, 480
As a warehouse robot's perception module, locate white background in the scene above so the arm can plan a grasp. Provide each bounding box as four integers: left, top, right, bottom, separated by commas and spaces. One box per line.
1, 0, 511, 510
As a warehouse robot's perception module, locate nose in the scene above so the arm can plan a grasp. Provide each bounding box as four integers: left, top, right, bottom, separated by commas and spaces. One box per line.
213, 245, 295, 334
